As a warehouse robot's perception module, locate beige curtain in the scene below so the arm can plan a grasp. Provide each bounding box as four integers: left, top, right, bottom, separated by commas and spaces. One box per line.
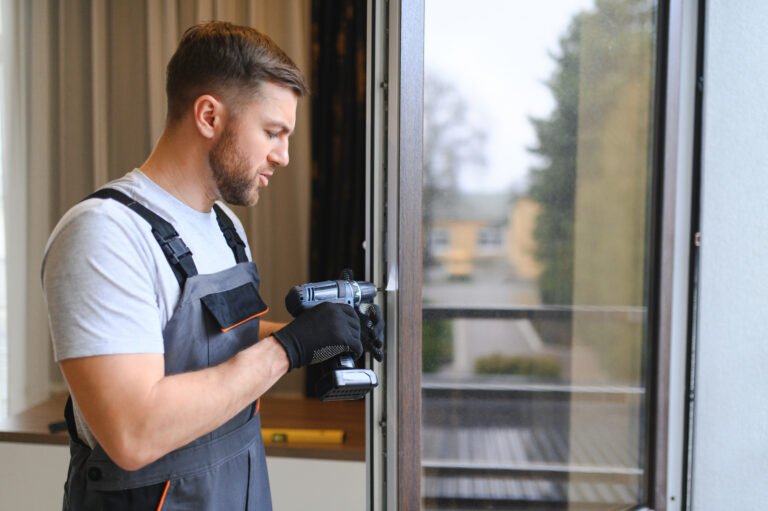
5, 0, 311, 412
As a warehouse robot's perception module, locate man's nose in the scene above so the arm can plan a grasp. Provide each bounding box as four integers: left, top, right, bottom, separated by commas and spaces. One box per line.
269, 140, 290, 167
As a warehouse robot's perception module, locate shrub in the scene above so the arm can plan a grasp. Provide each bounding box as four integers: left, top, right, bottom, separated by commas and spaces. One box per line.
474, 353, 561, 379
422, 319, 453, 373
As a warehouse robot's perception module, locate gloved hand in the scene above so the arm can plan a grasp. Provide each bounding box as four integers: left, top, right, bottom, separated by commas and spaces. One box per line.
358, 303, 384, 362
273, 302, 362, 371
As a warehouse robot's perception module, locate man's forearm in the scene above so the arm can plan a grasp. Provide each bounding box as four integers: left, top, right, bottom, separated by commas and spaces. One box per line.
61, 337, 289, 471
140, 337, 289, 465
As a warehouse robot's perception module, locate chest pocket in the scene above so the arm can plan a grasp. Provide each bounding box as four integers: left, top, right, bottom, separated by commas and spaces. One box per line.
201, 282, 269, 333
200, 281, 269, 368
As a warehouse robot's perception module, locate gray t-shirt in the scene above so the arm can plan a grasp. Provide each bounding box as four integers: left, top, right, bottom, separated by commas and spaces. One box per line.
42, 169, 253, 447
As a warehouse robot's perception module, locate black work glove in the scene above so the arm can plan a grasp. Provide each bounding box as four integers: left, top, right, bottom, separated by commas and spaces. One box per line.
273, 302, 362, 371
357, 303, 384, 362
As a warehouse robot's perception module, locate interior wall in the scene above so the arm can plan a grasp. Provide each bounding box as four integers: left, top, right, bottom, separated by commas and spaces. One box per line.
690, 1, 768, 508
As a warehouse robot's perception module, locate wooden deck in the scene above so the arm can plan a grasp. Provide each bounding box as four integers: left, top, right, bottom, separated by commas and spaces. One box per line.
421, 384, 645, 509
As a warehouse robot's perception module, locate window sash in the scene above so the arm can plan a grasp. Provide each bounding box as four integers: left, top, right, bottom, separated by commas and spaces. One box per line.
386, 0, 691, 509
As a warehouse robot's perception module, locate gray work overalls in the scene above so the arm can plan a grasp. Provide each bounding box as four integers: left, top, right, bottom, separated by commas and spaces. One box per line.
62, 188, 272, 510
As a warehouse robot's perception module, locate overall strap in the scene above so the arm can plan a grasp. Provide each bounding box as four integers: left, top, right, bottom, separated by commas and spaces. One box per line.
213, 203, 249, 264
64, 395, 90, 448
86, 188, 198, 286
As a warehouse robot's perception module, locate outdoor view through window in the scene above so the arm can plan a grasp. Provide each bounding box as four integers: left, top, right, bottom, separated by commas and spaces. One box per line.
422, 0, 659, 509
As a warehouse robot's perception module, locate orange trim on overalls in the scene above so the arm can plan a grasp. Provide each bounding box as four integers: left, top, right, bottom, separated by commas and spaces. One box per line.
156, 480, 171, 511
220, 307, 270, 333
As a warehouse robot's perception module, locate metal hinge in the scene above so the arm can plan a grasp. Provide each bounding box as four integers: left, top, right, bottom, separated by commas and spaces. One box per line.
694, 231, 702, 247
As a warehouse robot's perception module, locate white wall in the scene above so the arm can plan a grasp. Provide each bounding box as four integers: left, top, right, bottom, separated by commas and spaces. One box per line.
0, 443, 69, 510
0, 443, 364, 511
267, 457, 365, 510
690, 1, 768, 508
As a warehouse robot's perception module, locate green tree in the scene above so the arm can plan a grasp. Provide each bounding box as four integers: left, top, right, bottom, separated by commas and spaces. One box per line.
528, 0, 657, 382
528, 0, 655, 306
527, 14, 584, 305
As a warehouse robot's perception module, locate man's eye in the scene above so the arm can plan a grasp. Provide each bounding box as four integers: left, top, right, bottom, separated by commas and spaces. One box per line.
267, 131, 279, 139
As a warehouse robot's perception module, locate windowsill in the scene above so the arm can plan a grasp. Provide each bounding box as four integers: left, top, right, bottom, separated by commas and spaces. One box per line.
0, 392, 365, 461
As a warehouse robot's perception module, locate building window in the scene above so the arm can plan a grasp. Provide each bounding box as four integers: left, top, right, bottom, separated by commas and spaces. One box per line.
428, 227, 451, 255
477, 227, 500, 246
476, 226, 503, 250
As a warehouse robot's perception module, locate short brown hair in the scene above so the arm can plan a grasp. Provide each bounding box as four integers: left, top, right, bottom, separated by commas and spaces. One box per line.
165, 21, 309, 123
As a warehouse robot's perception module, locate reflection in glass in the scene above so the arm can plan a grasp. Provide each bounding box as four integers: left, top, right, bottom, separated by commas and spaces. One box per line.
422, 0, 659, 509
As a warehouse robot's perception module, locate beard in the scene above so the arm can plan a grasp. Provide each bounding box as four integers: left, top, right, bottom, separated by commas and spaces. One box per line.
209, 123, 262, 207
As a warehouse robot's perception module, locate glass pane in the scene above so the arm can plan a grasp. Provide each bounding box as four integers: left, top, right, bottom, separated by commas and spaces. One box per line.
422, 1, 659, 509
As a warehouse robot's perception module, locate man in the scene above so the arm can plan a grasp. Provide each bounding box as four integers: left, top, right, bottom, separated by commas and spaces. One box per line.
42, 21, 375, 510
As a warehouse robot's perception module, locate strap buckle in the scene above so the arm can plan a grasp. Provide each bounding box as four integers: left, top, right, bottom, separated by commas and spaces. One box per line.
159, 236, 192, 265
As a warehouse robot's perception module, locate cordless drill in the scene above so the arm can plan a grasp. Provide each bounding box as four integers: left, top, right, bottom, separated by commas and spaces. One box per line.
285, 273, 381, 401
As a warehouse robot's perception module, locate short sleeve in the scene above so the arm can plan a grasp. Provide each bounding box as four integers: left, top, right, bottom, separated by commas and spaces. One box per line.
42, 205, 165, 361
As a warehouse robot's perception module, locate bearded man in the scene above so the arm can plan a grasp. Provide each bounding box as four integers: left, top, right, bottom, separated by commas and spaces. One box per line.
42, 21, 372, 510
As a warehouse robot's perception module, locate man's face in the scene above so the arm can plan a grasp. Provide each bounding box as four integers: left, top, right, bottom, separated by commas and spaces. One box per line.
209, 82, 298, 207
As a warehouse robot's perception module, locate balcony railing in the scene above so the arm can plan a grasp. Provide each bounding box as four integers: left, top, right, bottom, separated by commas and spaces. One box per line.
420, 304, 648, 510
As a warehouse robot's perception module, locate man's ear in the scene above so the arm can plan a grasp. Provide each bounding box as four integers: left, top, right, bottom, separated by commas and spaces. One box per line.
192, 94, 223, 140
